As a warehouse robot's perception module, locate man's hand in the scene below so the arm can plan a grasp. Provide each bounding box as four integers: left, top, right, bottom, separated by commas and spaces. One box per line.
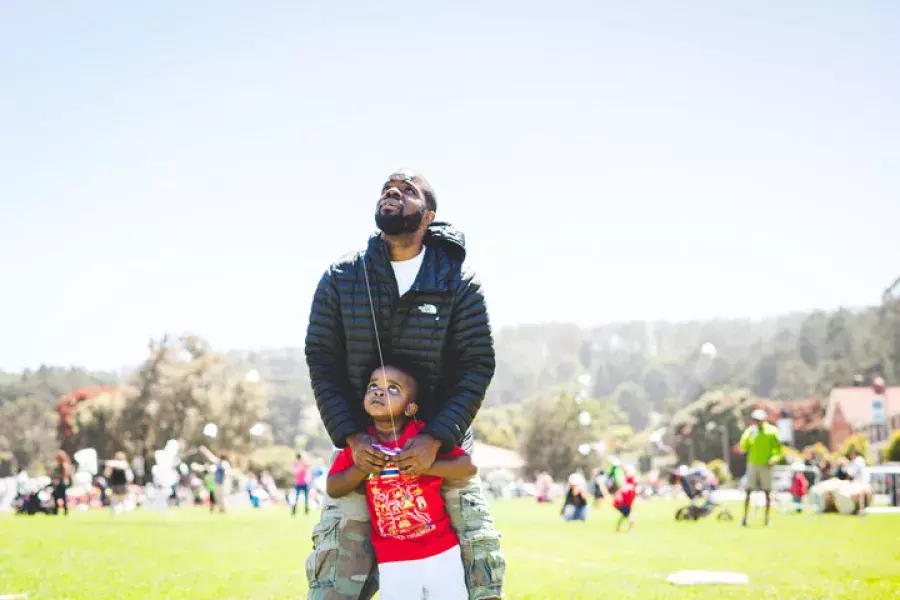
347, 433, 388, 474
395, 434, 441, 477
768, 458, 777, 467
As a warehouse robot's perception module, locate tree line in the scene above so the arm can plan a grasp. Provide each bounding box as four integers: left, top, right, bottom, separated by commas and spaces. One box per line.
2, 295, 899, 480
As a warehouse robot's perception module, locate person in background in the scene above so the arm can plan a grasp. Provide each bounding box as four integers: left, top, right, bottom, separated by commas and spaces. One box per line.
848, 450, 870, 486
589, 468, 606, 508
613, 471, 637, 533
561, 473, 589, 522
535, 471, 553, 503
790, 463, 809, 513
104, 451, 133, 515
261, 470, 278, 503
50, 450, 72, 516
292, 452, 311, 516
214, 453, 231, 513
247, 472, 261, 508
204, 466, 216, 513
199, 446, 231, 513
738, 409, 782, 527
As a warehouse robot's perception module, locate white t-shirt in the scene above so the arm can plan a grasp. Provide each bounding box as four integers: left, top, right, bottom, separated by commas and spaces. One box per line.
390, 248, 425, 297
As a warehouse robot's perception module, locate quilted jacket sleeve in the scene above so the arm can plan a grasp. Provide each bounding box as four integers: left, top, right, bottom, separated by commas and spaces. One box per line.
421, 272, 496, 452
305, 269, 360, 448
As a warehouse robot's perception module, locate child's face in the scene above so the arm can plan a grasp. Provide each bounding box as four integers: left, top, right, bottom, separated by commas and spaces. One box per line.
364, 366, 417, 420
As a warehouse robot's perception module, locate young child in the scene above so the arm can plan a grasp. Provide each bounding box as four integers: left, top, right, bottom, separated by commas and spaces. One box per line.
613, 472, 637, 533
326, 361, 476, 600
790, 464, 809, 513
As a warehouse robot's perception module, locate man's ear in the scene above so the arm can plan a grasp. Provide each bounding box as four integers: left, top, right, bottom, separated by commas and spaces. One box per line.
405, 402, 419, 418
422, 210, 436, 228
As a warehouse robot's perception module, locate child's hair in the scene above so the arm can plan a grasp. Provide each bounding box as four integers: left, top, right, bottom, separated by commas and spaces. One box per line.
367, 355, 426, 399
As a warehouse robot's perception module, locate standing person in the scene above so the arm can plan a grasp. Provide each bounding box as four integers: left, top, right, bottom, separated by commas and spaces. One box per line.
789, 463, 809, 513
738, 409, 782, 526
535, 471, 553, 503
327, 362, 475, 600
305, 169, 504, 600
292, 452, 311, 516
613, 472, 637, 533
200, 446, 232, 513
589, 468, 606, 507
104, 451, 133, 514
847, 449, 870, 486
204, 466, 217, 513
50, 450, 72, 516
213, 453, 231, 513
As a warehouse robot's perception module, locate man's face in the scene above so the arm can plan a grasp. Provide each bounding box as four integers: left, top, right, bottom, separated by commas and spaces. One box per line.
375, 172, 433, 235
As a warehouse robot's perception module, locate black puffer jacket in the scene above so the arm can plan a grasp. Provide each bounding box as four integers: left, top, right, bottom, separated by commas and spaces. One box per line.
305, 222, 495, 452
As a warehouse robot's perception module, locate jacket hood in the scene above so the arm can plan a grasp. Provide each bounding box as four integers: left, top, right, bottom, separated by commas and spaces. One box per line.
424, 221, 466, 262
367, 221, 467, 263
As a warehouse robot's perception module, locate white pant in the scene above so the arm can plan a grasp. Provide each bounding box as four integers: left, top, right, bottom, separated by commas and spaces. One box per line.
378, 545, 468, 600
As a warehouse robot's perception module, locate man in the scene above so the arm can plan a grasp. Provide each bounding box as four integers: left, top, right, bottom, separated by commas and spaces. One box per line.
847, 449, 870, 486
305, 169, 505, 600
739, 408, 782, 526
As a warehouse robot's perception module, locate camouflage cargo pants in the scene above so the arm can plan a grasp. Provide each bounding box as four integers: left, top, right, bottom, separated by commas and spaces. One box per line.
305, 474, 505, 600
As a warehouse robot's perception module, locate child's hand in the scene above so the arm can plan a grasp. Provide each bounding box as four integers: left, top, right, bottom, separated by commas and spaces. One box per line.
354, 460, 384, 476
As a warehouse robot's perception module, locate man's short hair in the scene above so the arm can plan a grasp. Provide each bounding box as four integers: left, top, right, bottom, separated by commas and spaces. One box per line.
391, 169, 437, 212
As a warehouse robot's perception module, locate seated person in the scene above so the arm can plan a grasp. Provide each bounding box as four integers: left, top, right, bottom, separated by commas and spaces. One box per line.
561, 473, 589, 521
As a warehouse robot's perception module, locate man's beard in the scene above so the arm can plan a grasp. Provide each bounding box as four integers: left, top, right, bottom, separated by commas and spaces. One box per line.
375, 207, 425, 235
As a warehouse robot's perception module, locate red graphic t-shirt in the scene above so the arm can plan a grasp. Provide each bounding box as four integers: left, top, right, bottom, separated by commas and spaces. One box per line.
329, 420, 464, 563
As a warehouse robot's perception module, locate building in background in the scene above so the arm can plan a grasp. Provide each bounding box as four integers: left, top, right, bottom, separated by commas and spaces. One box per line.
825, 383, 900, 456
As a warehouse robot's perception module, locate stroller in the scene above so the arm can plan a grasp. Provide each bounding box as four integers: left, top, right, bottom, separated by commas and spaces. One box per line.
13, 478, 56, 515
673, 468, 734, 522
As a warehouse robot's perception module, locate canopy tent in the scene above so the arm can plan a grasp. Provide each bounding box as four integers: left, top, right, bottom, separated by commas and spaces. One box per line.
471, 442, 525, 472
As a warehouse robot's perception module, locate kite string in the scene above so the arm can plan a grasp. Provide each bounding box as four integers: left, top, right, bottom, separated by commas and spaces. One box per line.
362, 258, 400, 449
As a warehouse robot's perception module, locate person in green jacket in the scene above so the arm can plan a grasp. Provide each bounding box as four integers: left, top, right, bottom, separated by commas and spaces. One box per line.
739, 409, 782, 526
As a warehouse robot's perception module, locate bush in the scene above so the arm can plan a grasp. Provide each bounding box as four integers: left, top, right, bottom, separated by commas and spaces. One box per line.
778, 446, 803, 467
248, 445, 296, 488
707, 459, 732, 485
802, 442, 830, 461
839, 433, 870, 462
883, 430, 900, 463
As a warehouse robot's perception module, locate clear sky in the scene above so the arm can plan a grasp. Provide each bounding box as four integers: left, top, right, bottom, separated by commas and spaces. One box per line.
1, 1, 898, 371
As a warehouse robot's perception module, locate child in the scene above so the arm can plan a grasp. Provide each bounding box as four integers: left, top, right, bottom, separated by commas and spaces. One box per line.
613, 472, 637, 533
790, 464, 809, 513
326, 362, 476, 600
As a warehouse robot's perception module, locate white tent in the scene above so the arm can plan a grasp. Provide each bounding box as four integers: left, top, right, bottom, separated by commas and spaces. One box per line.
471, 442, 525, 471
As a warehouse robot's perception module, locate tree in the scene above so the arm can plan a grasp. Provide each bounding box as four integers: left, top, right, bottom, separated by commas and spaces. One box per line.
0, 396, 57, 476
839, 433, 870, 463
642, 364, 669, 410
520, 390, 621, 479
882, 430, 900, 463
613, 382, 651, 430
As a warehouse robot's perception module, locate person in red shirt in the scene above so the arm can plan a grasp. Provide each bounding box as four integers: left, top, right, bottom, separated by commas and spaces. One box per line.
790, 463, 809, 513
327, 362, 476, 600
613, 472, 637, 533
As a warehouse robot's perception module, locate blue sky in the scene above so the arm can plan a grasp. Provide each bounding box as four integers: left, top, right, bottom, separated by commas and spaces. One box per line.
1, 1, 898, 370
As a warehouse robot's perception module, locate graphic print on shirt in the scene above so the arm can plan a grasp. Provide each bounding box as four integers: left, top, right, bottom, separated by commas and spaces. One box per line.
367, 445, 434, 540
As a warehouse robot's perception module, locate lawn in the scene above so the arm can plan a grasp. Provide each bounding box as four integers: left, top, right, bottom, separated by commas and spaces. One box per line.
1, 498, 898, 599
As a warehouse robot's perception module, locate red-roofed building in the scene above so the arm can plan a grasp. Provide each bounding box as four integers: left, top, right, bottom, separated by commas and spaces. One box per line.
825, 385, 900, 453
760, 397, 828, 450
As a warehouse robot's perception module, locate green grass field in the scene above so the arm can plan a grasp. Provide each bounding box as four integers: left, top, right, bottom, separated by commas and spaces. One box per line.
2, 499, 898, 599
